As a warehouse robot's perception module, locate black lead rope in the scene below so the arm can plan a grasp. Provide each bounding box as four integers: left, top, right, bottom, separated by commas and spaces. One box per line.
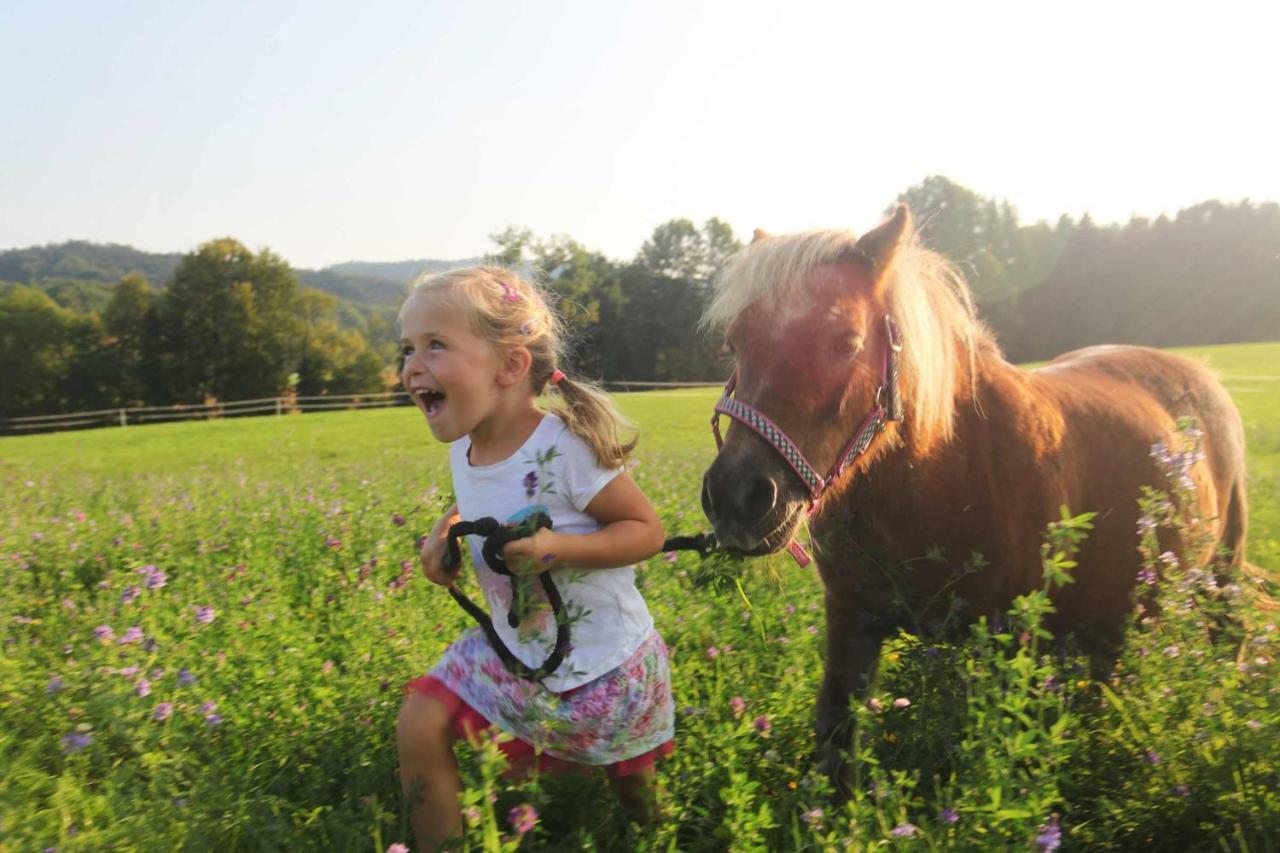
441, 513, 570, 682
661, 531, 719, 557
441, 517, 720, 680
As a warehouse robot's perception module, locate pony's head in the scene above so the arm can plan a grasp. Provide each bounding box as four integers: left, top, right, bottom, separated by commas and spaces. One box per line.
700, 205, 988, 554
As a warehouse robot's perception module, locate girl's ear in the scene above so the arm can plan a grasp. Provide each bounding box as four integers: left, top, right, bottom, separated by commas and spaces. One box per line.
497, 345, 533, 388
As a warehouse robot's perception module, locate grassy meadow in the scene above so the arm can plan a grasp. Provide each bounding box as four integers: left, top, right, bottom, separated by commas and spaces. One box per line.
1, 342, 1278, 851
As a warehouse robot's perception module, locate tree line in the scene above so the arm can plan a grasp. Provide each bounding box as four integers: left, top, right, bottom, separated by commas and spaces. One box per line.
2, 176, 1277, 420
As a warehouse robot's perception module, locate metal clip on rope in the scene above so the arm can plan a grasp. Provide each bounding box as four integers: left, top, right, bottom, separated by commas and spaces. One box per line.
441, 513, 570, 681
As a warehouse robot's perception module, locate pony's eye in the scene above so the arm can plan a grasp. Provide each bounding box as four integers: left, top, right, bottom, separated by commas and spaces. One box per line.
839, 334, 865, 355
721, 340, 736, 357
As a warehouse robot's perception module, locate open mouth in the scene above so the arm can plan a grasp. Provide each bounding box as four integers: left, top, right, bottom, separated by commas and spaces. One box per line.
416, 389, 446, 418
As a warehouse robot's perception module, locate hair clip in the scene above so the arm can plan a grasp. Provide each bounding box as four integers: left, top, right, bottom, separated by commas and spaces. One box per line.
501, 282, 522, 303
520, 319, 536, 335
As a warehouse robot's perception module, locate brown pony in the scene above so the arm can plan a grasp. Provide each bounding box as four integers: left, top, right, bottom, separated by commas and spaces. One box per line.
699, 204, 1249, 780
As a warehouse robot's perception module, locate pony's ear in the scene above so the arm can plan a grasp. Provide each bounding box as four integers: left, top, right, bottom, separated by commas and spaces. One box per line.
852, 204, 911, 276
751, 228, 771, 244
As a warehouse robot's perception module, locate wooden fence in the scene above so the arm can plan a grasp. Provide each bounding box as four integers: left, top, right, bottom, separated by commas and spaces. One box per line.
1, 382, 721, 435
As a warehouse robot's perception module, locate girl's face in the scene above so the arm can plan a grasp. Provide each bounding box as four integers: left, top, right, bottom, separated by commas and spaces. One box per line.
399, 294, 504, 443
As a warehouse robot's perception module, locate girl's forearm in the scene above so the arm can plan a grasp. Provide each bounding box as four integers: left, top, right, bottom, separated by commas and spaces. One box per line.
551, 520, 664, 570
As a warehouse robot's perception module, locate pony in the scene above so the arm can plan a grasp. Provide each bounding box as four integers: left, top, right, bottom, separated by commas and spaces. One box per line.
699, 204, 1249, 783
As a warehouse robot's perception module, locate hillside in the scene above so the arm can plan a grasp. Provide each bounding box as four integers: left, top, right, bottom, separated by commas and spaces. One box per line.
0, 241, 472, 311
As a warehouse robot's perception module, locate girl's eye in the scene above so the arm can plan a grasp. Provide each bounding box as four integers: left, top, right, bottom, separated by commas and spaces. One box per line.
400, 344, 414, 358
429, 340, 445, 351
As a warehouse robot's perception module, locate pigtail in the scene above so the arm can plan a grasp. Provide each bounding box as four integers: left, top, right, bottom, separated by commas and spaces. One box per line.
546, 373, 637, 470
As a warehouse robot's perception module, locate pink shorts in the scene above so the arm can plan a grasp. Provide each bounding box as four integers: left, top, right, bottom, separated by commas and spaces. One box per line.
404, 674, 674, 779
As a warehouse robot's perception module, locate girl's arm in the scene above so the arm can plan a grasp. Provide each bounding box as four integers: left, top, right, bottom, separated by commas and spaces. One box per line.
502, 474, 664, 572
420, 502, 463, 586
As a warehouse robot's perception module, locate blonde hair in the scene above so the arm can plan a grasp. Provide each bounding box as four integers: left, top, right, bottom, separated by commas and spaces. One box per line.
705, 227, 996, 456
400, 265, 636, 467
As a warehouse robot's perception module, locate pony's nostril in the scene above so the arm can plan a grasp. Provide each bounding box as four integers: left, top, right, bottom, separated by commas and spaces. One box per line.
746, 475, 778, 516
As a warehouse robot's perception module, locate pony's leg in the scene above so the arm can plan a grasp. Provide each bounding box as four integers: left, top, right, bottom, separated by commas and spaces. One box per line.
815, 601, 884, 795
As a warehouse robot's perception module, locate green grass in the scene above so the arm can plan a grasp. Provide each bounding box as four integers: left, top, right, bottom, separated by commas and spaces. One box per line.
1, 342, 1277, 851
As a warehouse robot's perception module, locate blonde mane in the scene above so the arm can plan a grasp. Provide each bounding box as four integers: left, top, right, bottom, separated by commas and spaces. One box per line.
704, 225, 996, 450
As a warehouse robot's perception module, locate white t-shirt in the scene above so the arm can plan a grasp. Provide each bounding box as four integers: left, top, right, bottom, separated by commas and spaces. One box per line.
449, 413, 655, 692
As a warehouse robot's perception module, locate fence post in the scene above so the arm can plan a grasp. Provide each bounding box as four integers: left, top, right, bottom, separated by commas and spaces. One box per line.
119, 409, 126, 427
276, 398, 282, 416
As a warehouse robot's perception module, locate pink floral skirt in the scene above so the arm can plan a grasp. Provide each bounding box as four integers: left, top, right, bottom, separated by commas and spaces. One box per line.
404, 627, 674, 777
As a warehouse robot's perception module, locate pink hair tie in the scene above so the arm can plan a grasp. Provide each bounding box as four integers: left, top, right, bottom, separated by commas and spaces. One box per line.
549, 369, 565, 387
500, 282, 522, 303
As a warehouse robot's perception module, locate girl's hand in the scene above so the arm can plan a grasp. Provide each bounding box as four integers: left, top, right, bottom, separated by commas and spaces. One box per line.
421, 505, 462, 587
501, 528, 560, 576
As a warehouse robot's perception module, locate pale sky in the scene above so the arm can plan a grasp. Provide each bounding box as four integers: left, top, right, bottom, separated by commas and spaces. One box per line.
2, 0, 1276, 270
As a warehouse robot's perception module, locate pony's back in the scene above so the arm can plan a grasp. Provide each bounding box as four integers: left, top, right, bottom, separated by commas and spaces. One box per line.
1034, 344, 1248, 565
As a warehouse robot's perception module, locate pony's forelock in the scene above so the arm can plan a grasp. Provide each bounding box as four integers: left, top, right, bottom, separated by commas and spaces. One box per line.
704, 223, 994, 453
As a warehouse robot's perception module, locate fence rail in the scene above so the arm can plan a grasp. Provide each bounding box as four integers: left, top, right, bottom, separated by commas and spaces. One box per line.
1, 381, 722, 435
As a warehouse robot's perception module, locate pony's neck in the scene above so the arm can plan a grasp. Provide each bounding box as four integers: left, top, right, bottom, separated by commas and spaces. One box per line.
896, 337, 1004, 462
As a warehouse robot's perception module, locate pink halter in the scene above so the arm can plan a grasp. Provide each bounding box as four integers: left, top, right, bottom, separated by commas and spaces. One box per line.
711, 315, 903, 565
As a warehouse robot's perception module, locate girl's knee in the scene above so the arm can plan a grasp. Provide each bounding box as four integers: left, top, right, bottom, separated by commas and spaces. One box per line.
397, 692, 455, 752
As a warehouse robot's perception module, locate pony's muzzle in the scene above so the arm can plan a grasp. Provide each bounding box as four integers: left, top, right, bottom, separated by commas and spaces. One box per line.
701, 451, 791, 553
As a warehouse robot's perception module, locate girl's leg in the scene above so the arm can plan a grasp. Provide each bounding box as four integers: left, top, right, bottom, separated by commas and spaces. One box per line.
609, 764, 662, 826
397, 692, 463, 849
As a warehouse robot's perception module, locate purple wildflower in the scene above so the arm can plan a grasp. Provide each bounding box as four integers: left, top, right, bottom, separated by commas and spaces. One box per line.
325, 537, 341, 549
93, 625, 115, 642
890, 823, 918, 837
706, 646, 720, 660
120, 586, 141, 604
804, 808, 824, 829
152, 702, 174, 721
201, 701, 218, 714
1173, 785, 1190, 797
119, 626, 144, 645
1035, 816, 1061, 851
391, 512, 406, 527
508, 803, 538, 835
119, 665, 139, 678
145, 569, 167, 590
1145, 749, 1161, 765
939, 807, 959, 824
61, 732, 91, 754
753, 714, 772, 736
46, 676, 64, 694
178, 668, 197, 686
730, 696, 746, 717
135, 677, 151, 697
195, 606, 215, 624
1136, 568, 1157, 586
205, 713, 224, 726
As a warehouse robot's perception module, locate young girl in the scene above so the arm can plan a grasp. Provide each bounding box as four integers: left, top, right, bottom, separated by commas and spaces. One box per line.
395, 266, 673, 848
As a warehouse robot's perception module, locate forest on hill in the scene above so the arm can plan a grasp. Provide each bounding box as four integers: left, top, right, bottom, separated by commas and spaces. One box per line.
2, 176, 1277, 420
